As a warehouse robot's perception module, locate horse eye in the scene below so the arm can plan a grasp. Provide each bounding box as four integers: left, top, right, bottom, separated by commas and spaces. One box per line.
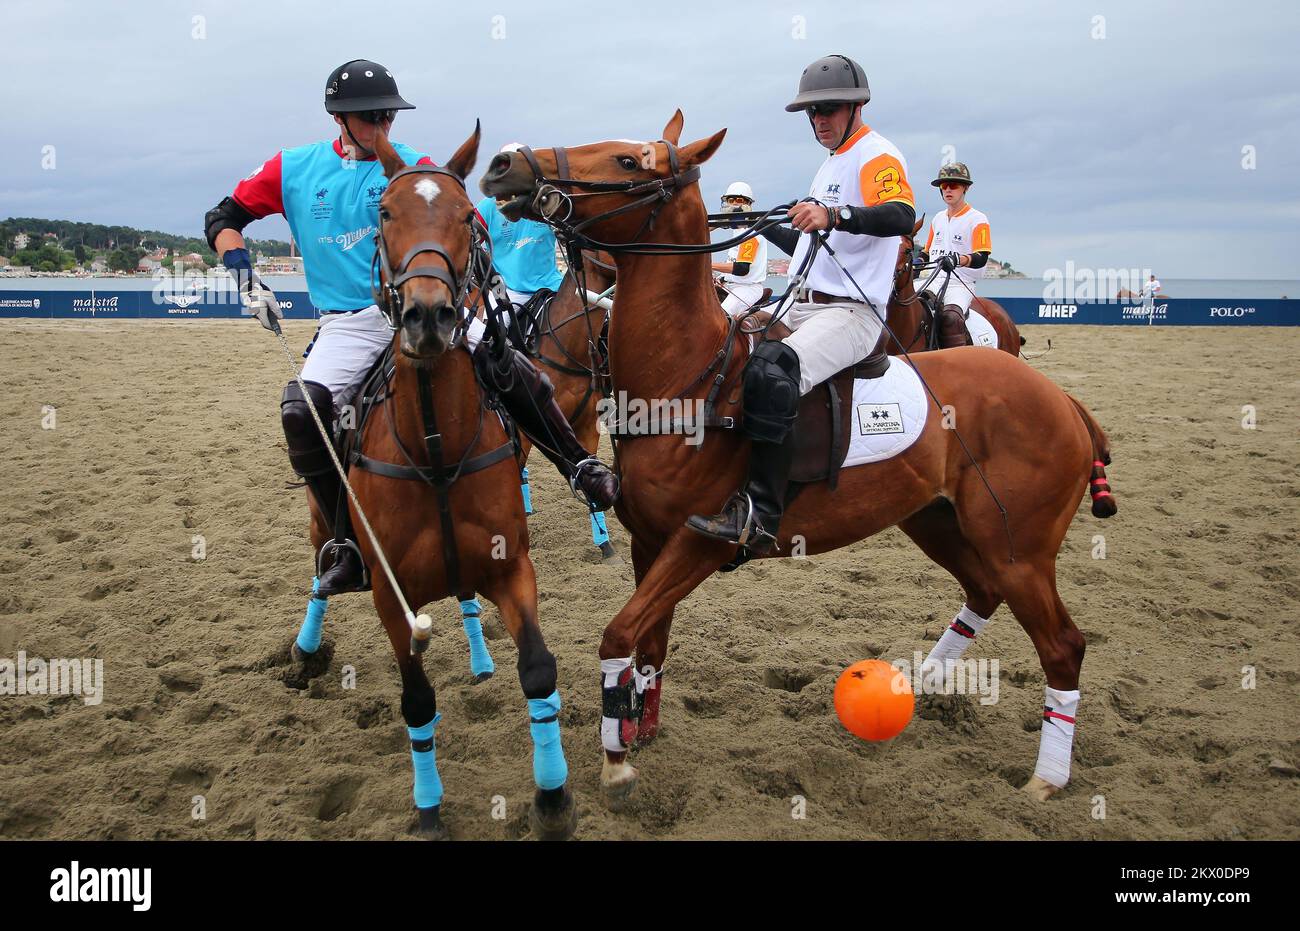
379, 208, 391, 221
618, 156, 637, 170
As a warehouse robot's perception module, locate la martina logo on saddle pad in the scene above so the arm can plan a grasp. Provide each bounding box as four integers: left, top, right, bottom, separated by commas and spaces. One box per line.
857, 402, 904, 435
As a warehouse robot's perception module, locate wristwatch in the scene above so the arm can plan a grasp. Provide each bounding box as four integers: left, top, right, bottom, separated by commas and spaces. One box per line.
837, 206, 853, 228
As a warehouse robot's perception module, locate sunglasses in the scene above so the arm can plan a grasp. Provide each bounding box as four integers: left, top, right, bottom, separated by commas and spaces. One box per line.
807, 102, 848, 117
723, 195, 751, 204
355, 109, 396, 124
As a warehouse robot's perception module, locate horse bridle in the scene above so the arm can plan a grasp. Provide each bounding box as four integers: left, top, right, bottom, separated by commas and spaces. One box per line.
372, 163, 484, 334
512, 141, 702, 250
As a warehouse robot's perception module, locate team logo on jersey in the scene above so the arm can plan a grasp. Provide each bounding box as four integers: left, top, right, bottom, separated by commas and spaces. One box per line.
332, 225, 376, 252
826, 183, 841, 195
367, 186, 385, 199
315, 188, 329, 201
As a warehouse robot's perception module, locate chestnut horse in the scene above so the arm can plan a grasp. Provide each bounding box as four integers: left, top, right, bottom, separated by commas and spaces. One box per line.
482, 110, 1118, 808
299, 125, 577, 840
882, 217, 1023, 356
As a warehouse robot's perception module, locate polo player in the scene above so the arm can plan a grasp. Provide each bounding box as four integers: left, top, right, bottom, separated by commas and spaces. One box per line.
687, 53, 916, 552
203, 59, 617, 596
919, 162, 993, 348
712, 181, 769, 315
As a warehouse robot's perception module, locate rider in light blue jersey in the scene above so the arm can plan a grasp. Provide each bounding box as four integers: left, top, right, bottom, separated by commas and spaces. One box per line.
204, 60, 618, 596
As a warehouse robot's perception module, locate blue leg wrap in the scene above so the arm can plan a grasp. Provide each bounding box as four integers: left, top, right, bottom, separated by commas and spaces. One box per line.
520, 466, 533, 515
295, 576, 327, 654
460, 598, 495, 678
527, 690, 568, 790
408, 712, 444, 809
590, 510, 610, 547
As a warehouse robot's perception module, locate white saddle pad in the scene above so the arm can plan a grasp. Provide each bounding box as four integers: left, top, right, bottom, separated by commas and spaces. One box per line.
843, 356, 929, 467
967, 307, 998, 348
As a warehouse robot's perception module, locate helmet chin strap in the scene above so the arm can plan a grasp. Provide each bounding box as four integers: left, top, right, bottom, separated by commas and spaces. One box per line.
339, 114, 374, 160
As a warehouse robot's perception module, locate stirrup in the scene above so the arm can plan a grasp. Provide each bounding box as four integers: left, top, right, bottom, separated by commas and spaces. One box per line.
316, 538, 369, 588
568, 456, 619, 508
732, 493, 780, 552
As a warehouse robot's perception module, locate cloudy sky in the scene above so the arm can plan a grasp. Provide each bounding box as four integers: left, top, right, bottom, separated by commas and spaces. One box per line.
2, 0, 1297, 278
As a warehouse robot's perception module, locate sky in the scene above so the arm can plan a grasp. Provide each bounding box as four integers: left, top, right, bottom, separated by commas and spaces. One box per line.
1, 0, 1297, 278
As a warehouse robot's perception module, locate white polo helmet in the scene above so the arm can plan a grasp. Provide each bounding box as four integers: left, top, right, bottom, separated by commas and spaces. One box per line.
723, 181, 754, 202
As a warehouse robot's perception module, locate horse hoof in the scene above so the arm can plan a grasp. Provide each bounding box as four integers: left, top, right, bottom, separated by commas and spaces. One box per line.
284, 640, 332, 689
1021, 775, 1060, 802
414, 805, 449, 841
599, 541, 622, 566
471, 670, 494, 684
599, 760, 639, 812
529, 786, 577, 841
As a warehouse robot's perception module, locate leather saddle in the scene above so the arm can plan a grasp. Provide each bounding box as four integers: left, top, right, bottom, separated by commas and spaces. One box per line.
739, 311, 890, 492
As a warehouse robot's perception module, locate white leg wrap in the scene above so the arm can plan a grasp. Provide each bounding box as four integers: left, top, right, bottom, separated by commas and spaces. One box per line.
920, 605, 990, 685
1033, 686, 1080, 788
600, 657, 633, 753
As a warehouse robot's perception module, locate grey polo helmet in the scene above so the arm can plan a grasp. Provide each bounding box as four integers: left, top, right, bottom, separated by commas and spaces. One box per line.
785, 54, 871, 112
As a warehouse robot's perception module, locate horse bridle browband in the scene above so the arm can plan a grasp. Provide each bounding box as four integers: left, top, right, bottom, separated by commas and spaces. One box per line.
372, 163, 483, 333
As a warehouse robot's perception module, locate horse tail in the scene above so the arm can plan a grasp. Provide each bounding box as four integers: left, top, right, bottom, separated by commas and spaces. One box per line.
1065, 392, 1117, 518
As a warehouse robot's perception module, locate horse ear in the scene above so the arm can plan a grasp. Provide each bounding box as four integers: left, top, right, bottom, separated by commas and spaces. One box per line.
913, 212, 925, 236
373, 131, 407, 179
662, 109, 684, 145
678, 128, 726, 168
445, 120, 481, 182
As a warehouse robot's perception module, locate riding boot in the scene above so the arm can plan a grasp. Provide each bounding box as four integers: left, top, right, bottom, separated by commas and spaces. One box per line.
281, 379, 366, 597
685, 434, 795, 555
686, 338, 801, 555
306, 469, 366, 597
474, 342, 619, 510
937, 306, 973, 349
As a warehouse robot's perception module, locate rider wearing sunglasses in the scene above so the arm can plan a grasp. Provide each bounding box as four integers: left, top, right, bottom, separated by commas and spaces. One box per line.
712, 181, 769, 315
688, 54, 916, 555
204, 59, 617, 596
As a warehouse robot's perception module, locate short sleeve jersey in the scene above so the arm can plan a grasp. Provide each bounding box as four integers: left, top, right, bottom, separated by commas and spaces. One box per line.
789, 124, 915, 309
925, 203, 991, 288
231, 138, 432, 311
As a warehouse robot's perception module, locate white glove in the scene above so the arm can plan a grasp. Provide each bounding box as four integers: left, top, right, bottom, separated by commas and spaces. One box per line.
243, 282, 283, 333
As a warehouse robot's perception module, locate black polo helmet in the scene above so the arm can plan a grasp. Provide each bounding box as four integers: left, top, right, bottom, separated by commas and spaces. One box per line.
324, 59, 414, 113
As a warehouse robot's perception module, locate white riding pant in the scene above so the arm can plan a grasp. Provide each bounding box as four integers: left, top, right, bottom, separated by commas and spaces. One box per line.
720, 281, 764, 316
781, 300, 885, 397
923, 277, 975, 315
299, 304, 484, 396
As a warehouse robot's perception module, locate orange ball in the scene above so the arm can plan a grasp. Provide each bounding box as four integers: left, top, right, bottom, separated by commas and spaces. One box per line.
834, 659, 914, 741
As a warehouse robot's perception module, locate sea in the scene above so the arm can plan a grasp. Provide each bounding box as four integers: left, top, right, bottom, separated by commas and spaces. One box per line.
2, 276, 1298, 300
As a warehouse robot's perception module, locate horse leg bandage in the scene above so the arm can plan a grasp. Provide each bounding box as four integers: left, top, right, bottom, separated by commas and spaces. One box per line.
920, 605, 990, 686
459, 598, 495, 679
1033, 686, 1080, 788
408, 712, 445, 809
527, 690, 569, 790
295, 576, 328, 654
520, 466, 533, 515
600, 657, 641, 752
635, 665, 664, 739
590, 510, 610, 547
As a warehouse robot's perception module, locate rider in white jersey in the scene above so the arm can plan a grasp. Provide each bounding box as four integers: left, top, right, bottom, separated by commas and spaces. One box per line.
712, 181, 769, 315
204, 60, 617, 595
687, 54, 916, 554
918, 162, 991, 348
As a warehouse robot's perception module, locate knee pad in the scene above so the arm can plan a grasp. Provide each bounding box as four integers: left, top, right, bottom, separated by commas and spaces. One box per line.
742, 340, 801, 444
280, 380, 335, 477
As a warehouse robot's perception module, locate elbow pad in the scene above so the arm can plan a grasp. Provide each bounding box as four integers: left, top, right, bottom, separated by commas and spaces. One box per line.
730, 262, 751, 277
967, 251, 989, 270
204, 196, 256, 250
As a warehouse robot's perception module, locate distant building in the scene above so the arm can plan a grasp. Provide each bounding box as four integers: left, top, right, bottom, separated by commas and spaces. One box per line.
138, 257, 162, 272
90, 258, 108, 273
12, 233, 29, 251
256, 253, 303, 273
